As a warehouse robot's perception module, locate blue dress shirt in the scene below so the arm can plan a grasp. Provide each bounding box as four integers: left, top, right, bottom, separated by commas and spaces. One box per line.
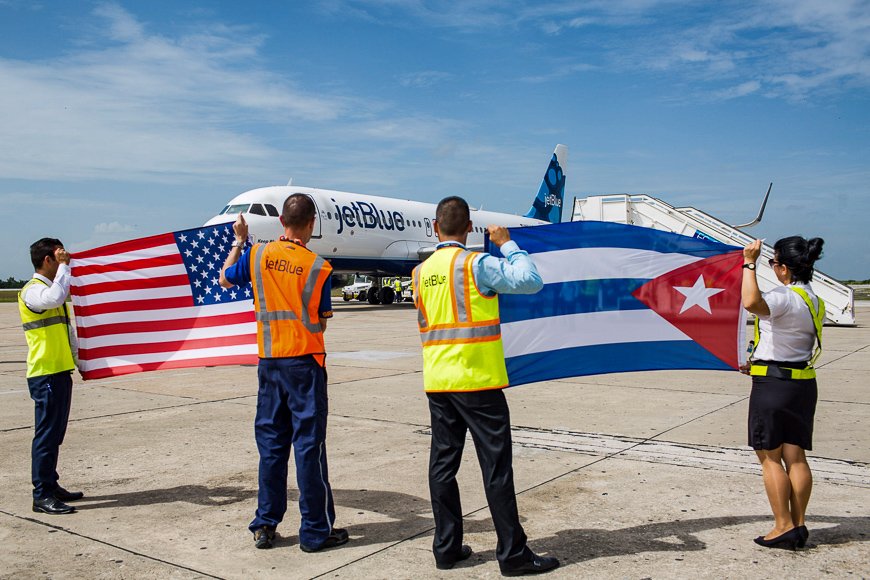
436, 240, 543, 297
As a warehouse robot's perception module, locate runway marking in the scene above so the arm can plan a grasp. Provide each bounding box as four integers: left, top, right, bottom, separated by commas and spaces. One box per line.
508, 426, 870, 487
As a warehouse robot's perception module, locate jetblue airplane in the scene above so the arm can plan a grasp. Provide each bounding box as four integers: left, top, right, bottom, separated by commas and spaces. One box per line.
204, 144, 567, 301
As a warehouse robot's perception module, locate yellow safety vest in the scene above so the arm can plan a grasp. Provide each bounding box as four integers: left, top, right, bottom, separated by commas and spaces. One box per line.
750, 286, 824, 380
413, 246, 509, 392
18, 278, 75, 378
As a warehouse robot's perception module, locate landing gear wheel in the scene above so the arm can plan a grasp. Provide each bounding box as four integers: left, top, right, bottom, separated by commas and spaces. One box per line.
379, 286, 395, 305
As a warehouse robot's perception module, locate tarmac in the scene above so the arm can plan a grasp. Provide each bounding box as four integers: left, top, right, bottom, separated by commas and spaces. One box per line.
1, 300, 868, 579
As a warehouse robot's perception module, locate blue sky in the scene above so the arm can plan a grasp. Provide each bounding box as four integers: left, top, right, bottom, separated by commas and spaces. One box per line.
1, 0, 868, 279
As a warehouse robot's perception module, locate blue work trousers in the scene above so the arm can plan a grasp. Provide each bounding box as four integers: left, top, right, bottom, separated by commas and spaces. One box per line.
27, 372, 73, 500
249, 356, 336, 547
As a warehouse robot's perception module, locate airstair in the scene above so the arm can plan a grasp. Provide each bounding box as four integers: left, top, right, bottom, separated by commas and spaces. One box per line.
571, 194, 855, 325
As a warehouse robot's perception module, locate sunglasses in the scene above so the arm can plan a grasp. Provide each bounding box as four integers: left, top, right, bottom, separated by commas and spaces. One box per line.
768, 258, 782, 267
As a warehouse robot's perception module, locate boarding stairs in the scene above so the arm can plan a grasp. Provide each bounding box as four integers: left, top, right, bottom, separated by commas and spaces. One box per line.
571, 194, 855, 325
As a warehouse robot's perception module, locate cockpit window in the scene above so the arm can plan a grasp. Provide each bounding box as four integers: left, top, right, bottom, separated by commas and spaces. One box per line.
224, 204, 251, 215
249, 203, 267, 216
218, 205, 230, 215
265, 204, 279, 217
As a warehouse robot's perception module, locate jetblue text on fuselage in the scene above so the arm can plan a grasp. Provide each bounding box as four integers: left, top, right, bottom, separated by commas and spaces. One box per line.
333, 199, 406, 235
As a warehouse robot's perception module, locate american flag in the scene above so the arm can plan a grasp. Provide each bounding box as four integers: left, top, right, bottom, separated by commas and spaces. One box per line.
70, 224, 258, 380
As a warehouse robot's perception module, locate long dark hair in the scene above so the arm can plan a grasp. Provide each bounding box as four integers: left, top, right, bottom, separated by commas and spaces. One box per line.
773, 236, 824, 284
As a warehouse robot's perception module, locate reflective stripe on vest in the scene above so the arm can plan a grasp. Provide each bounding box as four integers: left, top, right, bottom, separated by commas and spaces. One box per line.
18, 278, 75, 378
249, 241, 330, 359
415, 247, 508, 392
749, 364, 816, 380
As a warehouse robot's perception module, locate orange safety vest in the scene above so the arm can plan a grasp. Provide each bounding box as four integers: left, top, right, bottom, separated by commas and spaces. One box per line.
248, 240, 332, 365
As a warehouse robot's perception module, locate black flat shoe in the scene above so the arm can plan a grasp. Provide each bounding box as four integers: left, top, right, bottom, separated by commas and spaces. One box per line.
300, 528, 349, 553
54, 487, 84, 502
796, 525, 809, 548
436, 545, 473, 570
32, 497, 75, 515
753, 527, 800, 550
500, 553, 560, 576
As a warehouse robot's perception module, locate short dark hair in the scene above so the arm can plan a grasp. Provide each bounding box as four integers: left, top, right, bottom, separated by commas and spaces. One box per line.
30, 238, 63, 271
281, 194, 316, 229
435, 196, 470, 236
774, 235, 824, 284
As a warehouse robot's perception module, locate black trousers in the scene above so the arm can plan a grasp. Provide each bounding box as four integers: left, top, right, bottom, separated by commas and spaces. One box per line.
27, 372, 73, 500
427, 389, 532, 566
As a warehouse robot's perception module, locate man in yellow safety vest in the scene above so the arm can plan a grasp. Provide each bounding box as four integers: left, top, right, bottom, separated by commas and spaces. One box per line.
412, 196, 559, 576
18, 238, 83, 515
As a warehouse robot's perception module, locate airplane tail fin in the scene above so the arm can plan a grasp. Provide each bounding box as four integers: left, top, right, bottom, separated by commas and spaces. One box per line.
524, 144, 568, 223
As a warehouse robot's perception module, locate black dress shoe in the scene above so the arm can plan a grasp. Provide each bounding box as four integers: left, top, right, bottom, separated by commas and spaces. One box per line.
253, 526, 275, 549
33, 497, 75, 515
796, 525, 809, 548
300, 528, 349, 553
500, 553, 560, 576
436, 545, 473, 570
54, 487, 84, 502
753, 527, 800, 550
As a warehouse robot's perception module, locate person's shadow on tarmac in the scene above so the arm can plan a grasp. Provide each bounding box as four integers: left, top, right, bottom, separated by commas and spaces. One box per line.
75, 485, 870, 562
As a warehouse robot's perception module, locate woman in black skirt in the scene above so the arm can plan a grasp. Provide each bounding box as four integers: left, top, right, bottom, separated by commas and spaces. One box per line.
741, 236, 824, 550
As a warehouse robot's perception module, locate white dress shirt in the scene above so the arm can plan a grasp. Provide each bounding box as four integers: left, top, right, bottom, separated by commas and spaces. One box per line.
753, 282, 818, 363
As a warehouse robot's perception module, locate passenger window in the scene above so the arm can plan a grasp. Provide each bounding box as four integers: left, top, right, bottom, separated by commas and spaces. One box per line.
250, 204, 267, 216
327, 212, 332, 219
265, 204, 279, 217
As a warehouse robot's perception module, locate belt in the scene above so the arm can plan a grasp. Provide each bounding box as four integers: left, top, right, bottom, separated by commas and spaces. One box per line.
749, 364, 816, 380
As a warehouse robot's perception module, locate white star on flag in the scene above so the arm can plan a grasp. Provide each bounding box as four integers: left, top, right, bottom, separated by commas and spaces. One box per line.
674, 275, 724, 314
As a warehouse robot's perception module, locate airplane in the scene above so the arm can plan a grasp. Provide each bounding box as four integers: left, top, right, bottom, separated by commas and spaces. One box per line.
204, 144, 567, 304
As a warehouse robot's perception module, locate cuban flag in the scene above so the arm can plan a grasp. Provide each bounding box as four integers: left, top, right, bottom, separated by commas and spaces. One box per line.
488, 221, 747, 387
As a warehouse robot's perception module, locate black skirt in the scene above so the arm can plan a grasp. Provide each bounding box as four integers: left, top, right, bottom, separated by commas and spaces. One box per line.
748, 372, 818, 451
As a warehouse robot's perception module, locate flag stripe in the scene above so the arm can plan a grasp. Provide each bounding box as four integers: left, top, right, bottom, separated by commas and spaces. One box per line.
80, 354, 258, 380
498, 279, 649, 324
79, 333, 258, 359
73, 264, 188, 286
79, 343, 259, 372
73, 295, 195, 317
71, 254, 184, 276
74, 301, 253, 328
76, 311, 255, 339
493, 220, 735, 256
73, 236, 177, 260
71, 274, 192, 297
531, 248, 701, 284
505, 340, 733, 385
502, 309, 690, 358
80, 322, 257, 349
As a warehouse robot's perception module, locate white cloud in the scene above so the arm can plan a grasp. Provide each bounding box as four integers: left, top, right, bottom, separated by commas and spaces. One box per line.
0, 3, 354, 184
93, 221, 137, 234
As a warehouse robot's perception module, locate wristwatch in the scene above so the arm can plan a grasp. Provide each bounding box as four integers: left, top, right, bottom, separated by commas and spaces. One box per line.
742, 263, 756, 270
231, 240, 246, 248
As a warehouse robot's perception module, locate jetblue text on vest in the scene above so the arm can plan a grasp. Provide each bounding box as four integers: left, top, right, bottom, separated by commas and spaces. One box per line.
333, 199, 406, 235
423, 274, 447, 287
265, 258, 304, 275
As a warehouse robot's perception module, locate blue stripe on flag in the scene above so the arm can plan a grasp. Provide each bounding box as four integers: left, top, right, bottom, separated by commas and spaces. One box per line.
491, 220, 735, 257
505, 340, 733, 386
498, 279, 649, 323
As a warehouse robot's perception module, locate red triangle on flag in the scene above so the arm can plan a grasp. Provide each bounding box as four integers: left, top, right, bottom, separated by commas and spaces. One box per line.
631, 250, 744, 369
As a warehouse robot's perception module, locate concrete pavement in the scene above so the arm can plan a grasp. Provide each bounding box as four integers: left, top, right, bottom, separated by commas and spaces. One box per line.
1, 301, 868, 579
